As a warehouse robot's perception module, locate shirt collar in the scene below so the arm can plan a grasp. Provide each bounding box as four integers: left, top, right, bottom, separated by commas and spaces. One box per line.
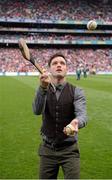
55, 82, 67, 91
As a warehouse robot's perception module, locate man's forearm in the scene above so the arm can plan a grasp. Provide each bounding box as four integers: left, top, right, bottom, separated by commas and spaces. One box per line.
74, 87, 87, 129
32, 86, 47, 115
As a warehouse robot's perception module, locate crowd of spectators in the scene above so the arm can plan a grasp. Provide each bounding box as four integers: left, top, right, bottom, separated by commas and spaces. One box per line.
0, 48, 112, 73
0, 0, 112, 22
0, 0, 112, 74
0, 34, 112, 41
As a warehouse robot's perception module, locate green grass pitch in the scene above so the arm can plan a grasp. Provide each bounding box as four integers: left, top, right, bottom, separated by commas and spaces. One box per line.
0, 75, 112, 179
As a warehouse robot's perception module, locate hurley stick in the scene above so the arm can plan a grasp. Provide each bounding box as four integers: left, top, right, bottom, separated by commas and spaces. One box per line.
18, 38, 43, 74
18, 38, 56, 90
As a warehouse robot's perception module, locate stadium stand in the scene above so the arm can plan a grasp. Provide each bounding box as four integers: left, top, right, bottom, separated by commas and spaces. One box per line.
0, 48, 112, 73
0, 0, 112, 21
0, 0, 112, 74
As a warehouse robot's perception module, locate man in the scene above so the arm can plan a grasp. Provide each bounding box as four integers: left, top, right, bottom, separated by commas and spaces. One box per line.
32, 53, 87, 179
76, 66, 81, 80
82, 66, 88, 78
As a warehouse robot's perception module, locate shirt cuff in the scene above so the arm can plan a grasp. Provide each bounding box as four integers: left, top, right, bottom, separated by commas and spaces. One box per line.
39, 86, 48, 95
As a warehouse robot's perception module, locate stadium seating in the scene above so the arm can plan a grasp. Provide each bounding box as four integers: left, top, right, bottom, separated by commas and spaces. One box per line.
0, 0, 112, 73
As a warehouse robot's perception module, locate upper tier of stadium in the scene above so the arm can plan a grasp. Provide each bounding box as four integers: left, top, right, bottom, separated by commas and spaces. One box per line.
0, 0, 112, 22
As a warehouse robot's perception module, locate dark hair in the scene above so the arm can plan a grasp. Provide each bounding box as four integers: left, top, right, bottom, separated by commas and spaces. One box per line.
48, 53, 67, 66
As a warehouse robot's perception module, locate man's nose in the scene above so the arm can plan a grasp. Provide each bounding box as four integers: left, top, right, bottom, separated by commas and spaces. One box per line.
57, 63, 61, 67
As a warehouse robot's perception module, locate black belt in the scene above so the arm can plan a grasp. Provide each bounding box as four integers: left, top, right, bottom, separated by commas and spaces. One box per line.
43, 140, 76, 151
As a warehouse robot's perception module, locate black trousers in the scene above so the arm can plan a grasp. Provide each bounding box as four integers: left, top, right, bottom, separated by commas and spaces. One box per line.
38, 142, 80, 179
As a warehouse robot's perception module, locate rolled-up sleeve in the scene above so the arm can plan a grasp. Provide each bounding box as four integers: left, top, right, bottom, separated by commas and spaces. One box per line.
74, 87, 87, 128
32, 86, 47, 115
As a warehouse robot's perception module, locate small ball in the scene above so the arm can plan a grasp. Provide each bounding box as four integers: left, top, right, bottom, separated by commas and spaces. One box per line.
66, 124, 75, 136
87, 20, 97, 30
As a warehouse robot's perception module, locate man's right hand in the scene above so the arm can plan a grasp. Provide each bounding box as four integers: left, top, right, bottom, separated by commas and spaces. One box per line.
63, 119, 79, 136
40, 71, 51, 89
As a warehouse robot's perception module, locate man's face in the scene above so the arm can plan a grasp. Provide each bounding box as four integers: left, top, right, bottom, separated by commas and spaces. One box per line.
49, 56, 67, 78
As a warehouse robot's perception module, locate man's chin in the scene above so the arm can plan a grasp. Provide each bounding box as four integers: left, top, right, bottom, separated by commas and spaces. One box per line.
52, 72, 66, 79
55, 74, 65, 78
